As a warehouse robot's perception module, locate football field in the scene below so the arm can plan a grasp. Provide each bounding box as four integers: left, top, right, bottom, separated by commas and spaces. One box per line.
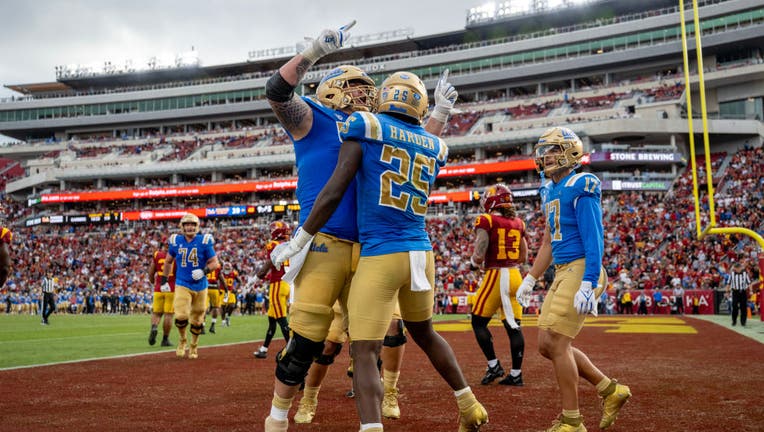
1, 314, 763, 431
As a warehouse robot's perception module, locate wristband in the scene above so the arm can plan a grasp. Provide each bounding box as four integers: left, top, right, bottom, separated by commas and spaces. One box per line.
430, 107, 450, 123
293, 228, 314, 249
203, 266, 211, 275
524, 274, 537, 284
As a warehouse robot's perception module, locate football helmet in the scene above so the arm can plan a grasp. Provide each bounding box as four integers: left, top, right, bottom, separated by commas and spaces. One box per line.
223, 262, 233, 272
377, 71, 428, 124
269, 221, 289, 240
483, 183, 514, 213
534, 126, 584, 176
179, 213, 200, 236
316, 65, 377, 112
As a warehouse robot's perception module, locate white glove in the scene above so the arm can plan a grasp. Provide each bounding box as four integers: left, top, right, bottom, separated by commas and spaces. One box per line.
271, 227, 314, 270
431, 69, 458, 123
301, 20, 356, 64
516, 274, 536, 308
191, 269, 206, 281
160, 283, 171, 293
574, 281, 597, 315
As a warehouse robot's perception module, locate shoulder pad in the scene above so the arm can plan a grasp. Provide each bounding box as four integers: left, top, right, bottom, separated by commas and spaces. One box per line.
169, 234, 179, 246
474, 214, 493, 230
565, 172, 601, 197
202, 233, 215, 245
340, 111, 382, 142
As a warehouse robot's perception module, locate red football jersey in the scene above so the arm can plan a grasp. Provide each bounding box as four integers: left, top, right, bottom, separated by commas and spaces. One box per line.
265, 240, 286, 283
153, 250, 176, 293
0, 227, 12, 246
206, 267, 222, 288
474, 213, 525, 268
222, 270, 239, 290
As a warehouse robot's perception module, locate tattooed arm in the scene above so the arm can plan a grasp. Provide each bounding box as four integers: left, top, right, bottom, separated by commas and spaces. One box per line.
471, 227, 490, 267
266, 56, 314, 140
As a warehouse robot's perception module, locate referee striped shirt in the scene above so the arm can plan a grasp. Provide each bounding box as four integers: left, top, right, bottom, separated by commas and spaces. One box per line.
41, 277, 55, 293
729, 271, 751, 291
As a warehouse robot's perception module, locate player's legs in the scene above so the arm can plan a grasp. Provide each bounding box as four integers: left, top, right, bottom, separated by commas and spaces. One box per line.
265, 235, 356, 431
161, 292, 174, 345
471, 268, 505, 385
207, 289, 221, 333
498, 268, 525, 386
187, 288, 208, 358
173, 286, 193, 357
381, 314, 405, 419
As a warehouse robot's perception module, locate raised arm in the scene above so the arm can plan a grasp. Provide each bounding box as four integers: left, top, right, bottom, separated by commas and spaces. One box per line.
266, 20, 356, 139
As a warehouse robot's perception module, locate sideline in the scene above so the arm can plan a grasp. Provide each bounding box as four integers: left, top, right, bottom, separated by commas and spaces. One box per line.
0, 339, 264, 372
688, 314, 764, 344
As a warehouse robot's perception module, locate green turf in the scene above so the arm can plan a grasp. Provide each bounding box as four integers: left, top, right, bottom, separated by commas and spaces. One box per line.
0, 312, 469, 369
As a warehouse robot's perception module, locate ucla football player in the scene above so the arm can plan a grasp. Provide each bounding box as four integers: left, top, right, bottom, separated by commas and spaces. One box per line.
515, 127, 631, 431
161, 213, 219, 360
262, 20, 458, 432
272, 71, 486, 432
469, 184, 528, 387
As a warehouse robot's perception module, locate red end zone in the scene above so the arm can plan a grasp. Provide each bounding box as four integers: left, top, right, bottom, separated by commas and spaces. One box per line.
2, 316, 762, 431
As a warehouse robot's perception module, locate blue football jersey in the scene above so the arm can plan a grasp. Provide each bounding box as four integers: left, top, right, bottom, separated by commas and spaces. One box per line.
167, 233, 216, 291
288, 97, 358, 242
340, 112, 448, 256
538, 171, 604, 285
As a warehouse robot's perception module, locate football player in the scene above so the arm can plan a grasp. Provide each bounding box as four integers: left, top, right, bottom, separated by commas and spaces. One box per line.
220, 261, 240, 327
262, 20, 459, 432
273, 70, 487, 432
254, 221, 291, 359
516, 127, 631, 431
205, 262, 225, 334
161, 213, 220, 359
148, 240, 176, 347
0, 226, 12, 288
469, 184, 528, 387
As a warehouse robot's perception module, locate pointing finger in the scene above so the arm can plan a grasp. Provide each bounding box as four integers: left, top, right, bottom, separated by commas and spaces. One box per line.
340, 20, 357, 31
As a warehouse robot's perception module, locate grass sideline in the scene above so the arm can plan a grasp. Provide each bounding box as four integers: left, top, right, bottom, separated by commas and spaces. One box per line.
0, 312, 469, 369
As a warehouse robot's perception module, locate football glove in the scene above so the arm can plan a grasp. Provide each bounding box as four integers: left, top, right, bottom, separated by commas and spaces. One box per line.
191, 269, 206, 281
574, 281, 597, 315
160, 283, 171, 293
301, 20, 356, 64
431, 68, 458, 123
271, 227, 314, 270
516, 274, 536, 308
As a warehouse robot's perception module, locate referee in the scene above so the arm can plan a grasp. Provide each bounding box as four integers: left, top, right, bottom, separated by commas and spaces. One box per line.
41, 271, 56, 325
727, 262, 752, 327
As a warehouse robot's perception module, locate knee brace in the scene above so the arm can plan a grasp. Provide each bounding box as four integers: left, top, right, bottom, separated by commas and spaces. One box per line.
174, 318, 189, 329
315, 343, 342, 366
275, 333, 325, 386
383, 319, 407, 348
189, 323, 204, 335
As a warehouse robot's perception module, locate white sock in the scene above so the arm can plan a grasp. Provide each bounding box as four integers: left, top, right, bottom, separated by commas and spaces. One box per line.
259, 346, 268, 352
487, 359, 498, 368
454, 386, 471, 397
360, 423, 383, 430
269, 405, 288, 421
510, 369, 521, 377
212, 318, 217, 324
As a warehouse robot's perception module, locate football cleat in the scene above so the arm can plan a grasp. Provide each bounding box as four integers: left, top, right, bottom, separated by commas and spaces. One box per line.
148, 328, 158, 346
382, 387, 400, 419
458, 400, 488, 432
209, 323, 216, 334
161, 338, 172, 347
545, 415, 587, 432
188, 343, 198, 359
480, 362, 505, 385
599, 380, 631, 429
254, 347, 268, 359
346, 389, 355, 398
294, 398, 317, 424
176, 339, 188, 358
498, 372, 523, 386
264, 415, 288, 432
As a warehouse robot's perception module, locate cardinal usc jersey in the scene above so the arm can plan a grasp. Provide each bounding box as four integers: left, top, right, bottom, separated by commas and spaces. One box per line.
0, 227, 11, 246
291, 97, 358, 242
206, 267, 222, 289
265, 240, 286, 282
474, 214, 526, 268
222, 269, 239, 290
340, 111, 447, 256
152, 250, 176, 293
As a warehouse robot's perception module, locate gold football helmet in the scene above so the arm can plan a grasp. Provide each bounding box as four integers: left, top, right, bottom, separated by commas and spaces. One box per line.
534, 126, 584, 176
377, 71, 428, 124
316, 65, 377, 112
179, 213, 200, 236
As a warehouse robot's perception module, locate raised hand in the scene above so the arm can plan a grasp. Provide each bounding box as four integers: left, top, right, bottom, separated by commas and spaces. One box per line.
432, 68, 458, 122
301, 20, 356, 64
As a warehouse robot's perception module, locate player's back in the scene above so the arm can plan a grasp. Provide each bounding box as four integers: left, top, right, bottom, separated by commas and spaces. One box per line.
341, 111, 448, 256
475, 213, 526, 268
